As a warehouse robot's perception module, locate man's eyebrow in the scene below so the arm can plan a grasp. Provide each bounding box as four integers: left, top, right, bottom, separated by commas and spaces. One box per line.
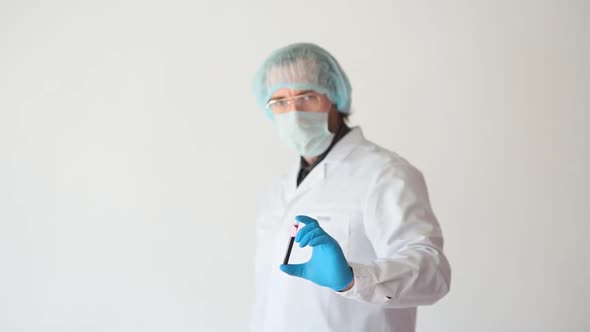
269, 90, 314, 101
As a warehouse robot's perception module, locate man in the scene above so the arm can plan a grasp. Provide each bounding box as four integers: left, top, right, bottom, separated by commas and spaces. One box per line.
251, 43, 451, 332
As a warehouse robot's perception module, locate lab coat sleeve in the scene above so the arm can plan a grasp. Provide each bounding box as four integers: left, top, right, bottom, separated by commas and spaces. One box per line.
339, 162, 451, 308
250, 218, 266, 332
250, 233, 269, 330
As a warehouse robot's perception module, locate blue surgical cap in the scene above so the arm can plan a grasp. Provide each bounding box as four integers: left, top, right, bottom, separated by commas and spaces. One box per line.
253, 43, 352, 118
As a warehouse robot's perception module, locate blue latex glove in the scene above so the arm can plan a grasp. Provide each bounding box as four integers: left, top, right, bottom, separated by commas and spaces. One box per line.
280, 215, 354, 291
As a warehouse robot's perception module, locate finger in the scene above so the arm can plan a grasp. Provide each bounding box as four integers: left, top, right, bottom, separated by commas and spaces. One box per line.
295, 221, 319, 243
299, 228, 323, 247
295, 215, 318, 226
280, 263, 306, 278
308, 234, 333, 247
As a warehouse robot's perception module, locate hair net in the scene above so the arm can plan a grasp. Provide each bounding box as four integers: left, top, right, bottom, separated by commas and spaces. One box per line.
253, 43, 352, 118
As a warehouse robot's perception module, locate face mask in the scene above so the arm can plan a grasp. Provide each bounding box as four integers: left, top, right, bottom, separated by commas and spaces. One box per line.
274, 111, 334, 157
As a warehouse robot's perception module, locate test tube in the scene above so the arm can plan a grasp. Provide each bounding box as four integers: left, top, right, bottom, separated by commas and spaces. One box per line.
282, 219, 300, 265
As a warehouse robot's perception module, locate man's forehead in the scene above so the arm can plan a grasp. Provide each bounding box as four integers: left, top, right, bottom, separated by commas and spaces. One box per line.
269, 89, 313, 100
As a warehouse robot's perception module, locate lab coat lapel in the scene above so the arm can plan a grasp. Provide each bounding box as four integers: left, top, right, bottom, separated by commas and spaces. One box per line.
282, 161, 300, 204
322, 126, 365, 178
283, 127, 365, 202
282, 159, 325, 205
295, 162, 326, 194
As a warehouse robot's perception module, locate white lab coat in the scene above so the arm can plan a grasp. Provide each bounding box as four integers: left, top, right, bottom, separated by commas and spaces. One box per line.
251, 127, 451, 332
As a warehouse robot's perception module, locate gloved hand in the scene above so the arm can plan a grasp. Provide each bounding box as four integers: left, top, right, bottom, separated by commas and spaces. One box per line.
280, 215, 354, 291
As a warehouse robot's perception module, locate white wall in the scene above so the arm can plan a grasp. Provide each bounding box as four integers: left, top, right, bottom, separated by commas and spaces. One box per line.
1, 1, 588, 331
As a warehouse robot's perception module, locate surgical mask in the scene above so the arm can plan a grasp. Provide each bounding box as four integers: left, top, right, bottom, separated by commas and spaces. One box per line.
274, 111, 334, 157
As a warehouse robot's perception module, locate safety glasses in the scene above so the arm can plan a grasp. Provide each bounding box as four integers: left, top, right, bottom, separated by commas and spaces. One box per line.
265, 93, 325, 114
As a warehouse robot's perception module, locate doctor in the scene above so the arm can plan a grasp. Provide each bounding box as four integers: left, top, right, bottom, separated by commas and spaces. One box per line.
251, 43, 451, 332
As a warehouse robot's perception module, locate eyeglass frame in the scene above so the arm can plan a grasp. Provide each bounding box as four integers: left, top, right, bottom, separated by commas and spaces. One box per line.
264, 91, 331, 114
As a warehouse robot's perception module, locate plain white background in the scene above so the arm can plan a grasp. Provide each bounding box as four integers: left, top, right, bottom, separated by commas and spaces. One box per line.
1, 1, 588, 331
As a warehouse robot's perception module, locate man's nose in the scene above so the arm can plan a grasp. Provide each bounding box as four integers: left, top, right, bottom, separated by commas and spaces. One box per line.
286, 100, 299, 112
